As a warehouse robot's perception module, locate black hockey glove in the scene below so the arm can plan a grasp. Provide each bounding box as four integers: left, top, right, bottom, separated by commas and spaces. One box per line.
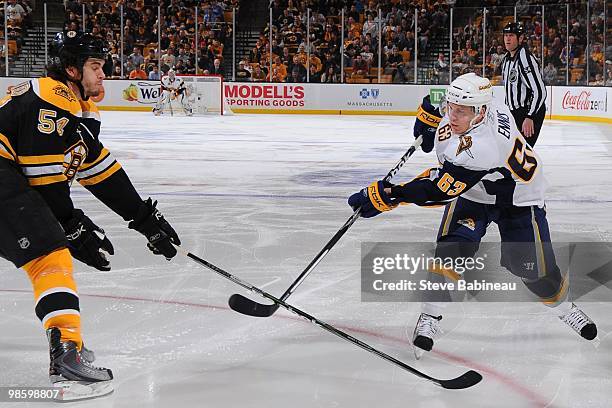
63, 209, 114, 271
414, 95, 442, 153
128, 198, 181, 260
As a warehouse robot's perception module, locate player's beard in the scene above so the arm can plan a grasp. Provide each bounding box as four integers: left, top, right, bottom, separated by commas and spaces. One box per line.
83, 81, 103, 98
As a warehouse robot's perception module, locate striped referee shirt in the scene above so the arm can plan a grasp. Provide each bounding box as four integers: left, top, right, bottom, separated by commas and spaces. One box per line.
501, 45, 546, 117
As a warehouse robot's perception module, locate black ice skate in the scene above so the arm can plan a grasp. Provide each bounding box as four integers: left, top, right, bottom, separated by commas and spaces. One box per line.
412, 313, 442, 359
47, 328, 113, 401
559, 304, 598, 340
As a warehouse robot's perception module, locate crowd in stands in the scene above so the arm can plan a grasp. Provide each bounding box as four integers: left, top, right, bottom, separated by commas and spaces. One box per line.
237, 0, 453, 84
450, 0, 609, 86
63, 0, 237, 80
41, 0, 612, 86
0, 0, 33, 73
238, 0, 609, 86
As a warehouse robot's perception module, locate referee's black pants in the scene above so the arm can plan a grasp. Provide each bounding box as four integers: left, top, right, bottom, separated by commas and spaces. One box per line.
510, 104, 546, 147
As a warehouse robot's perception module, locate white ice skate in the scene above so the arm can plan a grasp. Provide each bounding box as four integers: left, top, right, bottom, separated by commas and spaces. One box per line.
558, 303, 597, 341
412, 313, 442, 359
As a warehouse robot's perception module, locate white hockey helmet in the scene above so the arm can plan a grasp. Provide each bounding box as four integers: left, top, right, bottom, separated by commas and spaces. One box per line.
445, 72, 492, 115
168, 68, 176, 78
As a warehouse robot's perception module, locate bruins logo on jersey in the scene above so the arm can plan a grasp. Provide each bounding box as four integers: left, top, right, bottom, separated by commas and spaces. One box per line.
53, 85, 77, 102
456, 135, 474, 158
64, 140, 89, 184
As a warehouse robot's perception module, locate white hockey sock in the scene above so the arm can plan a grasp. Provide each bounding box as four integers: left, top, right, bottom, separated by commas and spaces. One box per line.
547, 300, 573, 317
421, 302, 447, 318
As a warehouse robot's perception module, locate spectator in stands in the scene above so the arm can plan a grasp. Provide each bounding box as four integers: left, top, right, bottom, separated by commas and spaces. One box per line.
210, 58, 223, 77
110, 65, 123, 79
236, 61, 251, 81
352, 54, 368, 77
281, 47, 291, 66
148, 65, 161, 80
543, 62, 558, 85
385, 46, 402, 68
360, 44, 374, 68
362, 13, 378, 39
129, 63, 148, 80
591, 73, 604, 86
271, 56, 287, 82
308, 63, 322, 83
251, 64, 266, 82
6, 0, 26, 24
308, 54, 323, 76
433, 52, 449, 84
321, 65, 340, 83
160, 48, 176, 72
129, 47, 145, 69
287, 66, 304, 83
289, 54, 307, 80
145, 48, 158, 67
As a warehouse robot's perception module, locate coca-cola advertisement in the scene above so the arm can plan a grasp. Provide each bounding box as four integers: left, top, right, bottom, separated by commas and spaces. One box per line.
559, 89, 607, 112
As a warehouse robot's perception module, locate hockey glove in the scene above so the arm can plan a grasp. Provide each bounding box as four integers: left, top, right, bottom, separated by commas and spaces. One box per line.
129, 198, 181, 260
414, 95, 442, 153
348, 180, 399, 218
63, 209, 114, 271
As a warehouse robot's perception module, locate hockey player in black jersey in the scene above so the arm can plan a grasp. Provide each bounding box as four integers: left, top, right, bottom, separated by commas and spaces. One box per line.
0, 31, 180, 400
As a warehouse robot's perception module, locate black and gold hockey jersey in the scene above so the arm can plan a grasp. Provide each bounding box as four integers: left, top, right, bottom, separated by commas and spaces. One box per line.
0, 77, 142, 223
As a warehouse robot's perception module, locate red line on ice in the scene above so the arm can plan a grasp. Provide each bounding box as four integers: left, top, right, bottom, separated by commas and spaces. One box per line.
1, 288, 552, 407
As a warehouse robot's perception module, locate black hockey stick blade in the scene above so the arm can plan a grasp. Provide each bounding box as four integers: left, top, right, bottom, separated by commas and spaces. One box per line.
437, 370, 482, 389
228, 293, 279, 317
179, 247, 483, 390
227, 136, 424, 318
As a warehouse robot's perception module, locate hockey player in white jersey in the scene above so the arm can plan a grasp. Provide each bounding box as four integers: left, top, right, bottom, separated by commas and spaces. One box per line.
348, 73, 597, 354
153, 68, 193, 116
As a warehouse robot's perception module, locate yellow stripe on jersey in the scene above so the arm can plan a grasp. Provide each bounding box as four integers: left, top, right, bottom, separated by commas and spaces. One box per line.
28, 174, 68, 186
33, 78, 82, 117
78, 161, 122, 186
0, 132, 17, 160
540, 275, 569, 306
18, 154, 65, 165
440, 199, 457, 237
79, 147, 109, 171
0, 149, 13, 161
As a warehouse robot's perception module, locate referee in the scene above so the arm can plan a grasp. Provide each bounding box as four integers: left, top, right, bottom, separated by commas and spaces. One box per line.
501, 22, 547, 146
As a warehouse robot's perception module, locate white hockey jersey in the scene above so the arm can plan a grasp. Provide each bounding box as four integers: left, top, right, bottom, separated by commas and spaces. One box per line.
160, 75, 185, 91
391, 102, 548, 208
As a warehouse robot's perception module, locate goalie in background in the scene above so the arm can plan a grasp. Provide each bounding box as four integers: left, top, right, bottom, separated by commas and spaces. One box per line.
153, 68, 193, 116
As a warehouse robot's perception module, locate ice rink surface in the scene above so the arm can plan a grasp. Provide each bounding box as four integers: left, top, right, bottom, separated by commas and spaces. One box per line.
1, 112, 611, 408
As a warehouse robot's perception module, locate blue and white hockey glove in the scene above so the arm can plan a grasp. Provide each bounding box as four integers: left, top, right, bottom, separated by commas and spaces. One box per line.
414, 95, 442, 153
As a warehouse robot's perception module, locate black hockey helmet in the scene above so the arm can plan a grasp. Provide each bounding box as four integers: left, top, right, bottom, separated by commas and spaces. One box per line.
46, 31, 108, 97
503, 22, 524, 36
49, 30, 108, 69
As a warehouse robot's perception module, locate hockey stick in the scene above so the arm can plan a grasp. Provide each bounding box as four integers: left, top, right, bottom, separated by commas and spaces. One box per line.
229, 135, 424, 317
178, 247, 482, 389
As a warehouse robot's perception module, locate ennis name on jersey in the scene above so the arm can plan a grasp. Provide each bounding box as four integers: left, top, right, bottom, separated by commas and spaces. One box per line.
410, 102, 547, 208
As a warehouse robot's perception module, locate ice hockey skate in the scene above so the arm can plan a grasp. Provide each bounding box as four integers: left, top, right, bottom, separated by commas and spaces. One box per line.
558, 304, 598, 341
47, 328, 113, 401
411, 313, 443, 359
